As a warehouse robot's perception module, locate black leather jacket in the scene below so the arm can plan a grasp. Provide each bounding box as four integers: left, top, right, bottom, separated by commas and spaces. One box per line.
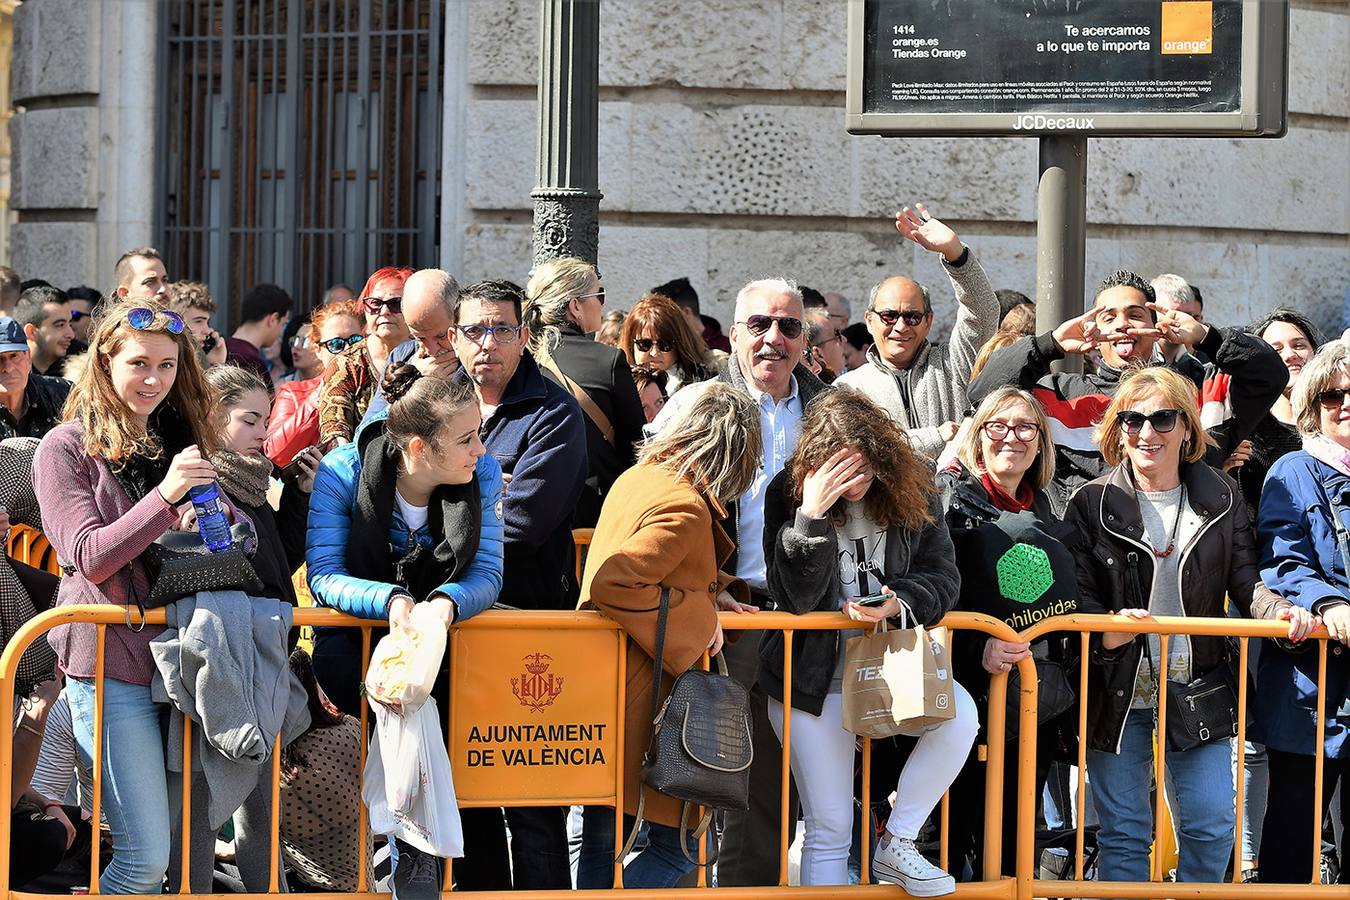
1064, 461, 1282, 752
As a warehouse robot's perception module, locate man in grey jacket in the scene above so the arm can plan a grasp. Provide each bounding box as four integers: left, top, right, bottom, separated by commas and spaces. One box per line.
836, 203, 999, 458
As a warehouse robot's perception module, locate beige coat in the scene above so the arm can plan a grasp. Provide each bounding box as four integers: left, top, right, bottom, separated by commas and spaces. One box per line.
579, 463, 747, 826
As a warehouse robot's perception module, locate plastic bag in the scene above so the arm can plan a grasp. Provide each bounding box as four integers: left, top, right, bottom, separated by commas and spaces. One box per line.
362, 696, 464, 858
364, 602, 447, 712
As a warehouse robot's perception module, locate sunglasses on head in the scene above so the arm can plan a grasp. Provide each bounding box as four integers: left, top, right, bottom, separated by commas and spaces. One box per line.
737, 315, 804, 340
318, 334, 364, 354
127, 307, 185, 335
1116, 408, 1181, 435
1316, 388, 1350, 409
363, 296, 403, 315
869, 308, 927, 329
633, 338, 674, 354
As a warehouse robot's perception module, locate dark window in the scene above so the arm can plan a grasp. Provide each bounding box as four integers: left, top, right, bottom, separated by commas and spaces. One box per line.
159, 0, 445, 324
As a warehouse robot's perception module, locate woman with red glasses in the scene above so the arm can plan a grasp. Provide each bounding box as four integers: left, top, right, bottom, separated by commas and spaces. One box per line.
619, 293, 716, 396
317, 266, 412, 453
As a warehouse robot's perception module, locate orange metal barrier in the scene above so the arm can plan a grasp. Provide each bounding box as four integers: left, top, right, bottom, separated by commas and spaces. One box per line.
5, 524, 61, 575
0, 607, 1341, 900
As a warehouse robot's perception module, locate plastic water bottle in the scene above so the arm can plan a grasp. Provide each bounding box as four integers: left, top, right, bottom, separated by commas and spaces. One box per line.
188, 483, 233, 553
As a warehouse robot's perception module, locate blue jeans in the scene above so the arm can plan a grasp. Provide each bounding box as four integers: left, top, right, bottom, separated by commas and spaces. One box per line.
1087, 707, 1234, 887
576, 805, 699, 889
67, 677, 172, 894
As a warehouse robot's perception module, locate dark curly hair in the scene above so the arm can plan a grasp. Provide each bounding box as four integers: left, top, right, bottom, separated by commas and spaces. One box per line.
1094, 270, 1157, 321
786, 388, 936, 531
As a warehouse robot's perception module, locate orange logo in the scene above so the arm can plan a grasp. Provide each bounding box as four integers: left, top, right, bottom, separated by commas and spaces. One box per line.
1161, 1, 1213, 55
511, 652, 565, 713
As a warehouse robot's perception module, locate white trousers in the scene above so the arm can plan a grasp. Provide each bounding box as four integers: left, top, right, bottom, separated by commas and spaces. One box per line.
768, 683, 978, 886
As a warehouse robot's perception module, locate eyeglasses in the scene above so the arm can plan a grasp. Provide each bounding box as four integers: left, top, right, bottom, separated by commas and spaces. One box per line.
869, 308, 927, 329
69, 309, 87, 322
578, 288, 606, 305
289, 336, 310, 349
813, 328, 845, 348
1116, 408, 1181, 435
633, 338, 674, 354
318, 334, 364, 354
363, 296, 403, 315
127, 307, 185, 335
981, 421, 1041, 442
454, 323, 523, 346
1316, 388, 1350, 409
737, 315, 804, 340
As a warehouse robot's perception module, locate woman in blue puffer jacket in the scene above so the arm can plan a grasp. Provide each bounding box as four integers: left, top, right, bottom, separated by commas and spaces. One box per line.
306, 362, 505, 891
306, 362, 504, 715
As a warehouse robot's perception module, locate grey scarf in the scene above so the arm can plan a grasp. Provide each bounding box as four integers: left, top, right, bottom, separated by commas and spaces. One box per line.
211, 450, 273, 508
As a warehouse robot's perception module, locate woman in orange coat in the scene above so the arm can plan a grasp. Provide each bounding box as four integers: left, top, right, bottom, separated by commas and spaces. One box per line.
577, 382, 762, 889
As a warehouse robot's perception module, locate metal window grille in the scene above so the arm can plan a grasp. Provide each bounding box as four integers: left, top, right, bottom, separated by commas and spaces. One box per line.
158, 0, 445, 325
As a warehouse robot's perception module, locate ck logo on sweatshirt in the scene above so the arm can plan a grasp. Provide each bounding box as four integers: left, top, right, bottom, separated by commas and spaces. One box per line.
511, 652, 565, 713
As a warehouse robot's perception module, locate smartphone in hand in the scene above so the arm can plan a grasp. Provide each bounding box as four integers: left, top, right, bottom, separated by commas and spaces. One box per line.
853, 591, 891, 608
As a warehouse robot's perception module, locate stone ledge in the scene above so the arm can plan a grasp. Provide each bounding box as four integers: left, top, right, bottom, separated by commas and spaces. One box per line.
9, 107, 99, 210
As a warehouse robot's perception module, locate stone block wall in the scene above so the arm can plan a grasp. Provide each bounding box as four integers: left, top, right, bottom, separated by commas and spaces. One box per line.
7, 0, 157, 291
447, 0, 1350, 341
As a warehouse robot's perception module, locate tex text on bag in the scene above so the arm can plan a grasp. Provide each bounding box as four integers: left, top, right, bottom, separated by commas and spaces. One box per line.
842, 603, 955, 739
361, 603, 463, 858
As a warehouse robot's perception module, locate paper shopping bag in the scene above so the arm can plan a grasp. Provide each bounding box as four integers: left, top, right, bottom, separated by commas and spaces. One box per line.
842, 617, 955, 738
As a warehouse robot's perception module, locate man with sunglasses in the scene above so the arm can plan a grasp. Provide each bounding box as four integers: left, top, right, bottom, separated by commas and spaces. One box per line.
836, 204, 999, 459
648, 276, 830, 888
969, 269, 1287, 513
0, 316, 70, 442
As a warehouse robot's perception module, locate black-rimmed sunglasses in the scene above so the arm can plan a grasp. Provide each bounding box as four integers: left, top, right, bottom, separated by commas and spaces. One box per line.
319, 334, 365, 354
737, 315, 804, 340
1116, 409, 1181, 435
869, 308, 927, 328
364, 296, 403, 315
633, 338, 674, 354
127, 307, 185, 335
1316, 388, 1350, 409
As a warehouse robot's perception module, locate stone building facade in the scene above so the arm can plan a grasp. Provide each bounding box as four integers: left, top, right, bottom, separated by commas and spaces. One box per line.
7, 0, 1349, 338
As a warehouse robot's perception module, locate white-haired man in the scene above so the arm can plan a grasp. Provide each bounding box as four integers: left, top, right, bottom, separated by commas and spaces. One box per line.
1151, 273, 1206, 364
648, 276, 828, 887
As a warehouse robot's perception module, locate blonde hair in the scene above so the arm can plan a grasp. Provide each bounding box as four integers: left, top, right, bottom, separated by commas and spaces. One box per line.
956, 387, 1055, 491
638, 383, 762, 504
1291, 339, 1350, 437
65, 298, 220, 462
970, 330, 1024, 381
522, 257, 598, 356
1096, 367, 1215, 468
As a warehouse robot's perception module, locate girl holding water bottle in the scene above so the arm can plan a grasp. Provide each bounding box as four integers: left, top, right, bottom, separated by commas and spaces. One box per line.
34, 298, 245, 894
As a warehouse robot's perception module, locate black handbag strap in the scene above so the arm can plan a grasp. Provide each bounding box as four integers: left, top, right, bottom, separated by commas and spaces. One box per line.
646, 586, 671, 748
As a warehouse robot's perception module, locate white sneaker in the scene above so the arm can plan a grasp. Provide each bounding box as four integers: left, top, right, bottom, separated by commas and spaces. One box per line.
871, 836, 956, 897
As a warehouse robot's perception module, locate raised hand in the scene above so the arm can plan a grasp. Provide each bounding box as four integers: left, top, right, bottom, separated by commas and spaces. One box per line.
1052, 309, 1102, 355
800, 448, 869, 519
894, 203, 963, 262
1147, 302, 1208, 348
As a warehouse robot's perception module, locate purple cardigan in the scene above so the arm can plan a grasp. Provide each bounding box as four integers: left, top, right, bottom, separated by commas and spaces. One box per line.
33, 421, 247, 685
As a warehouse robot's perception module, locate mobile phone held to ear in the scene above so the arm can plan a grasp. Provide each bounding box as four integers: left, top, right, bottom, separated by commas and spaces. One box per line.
202, 333, 218, 354
853, 591, 891, 608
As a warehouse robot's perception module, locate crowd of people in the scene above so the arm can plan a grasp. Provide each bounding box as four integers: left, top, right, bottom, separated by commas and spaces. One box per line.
1, 203, 1346, 897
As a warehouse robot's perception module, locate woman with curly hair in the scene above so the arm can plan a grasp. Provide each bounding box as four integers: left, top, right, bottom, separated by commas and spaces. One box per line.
316, 266, 413, 452
619, 293, 716, 395
760, 387, 974, 895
